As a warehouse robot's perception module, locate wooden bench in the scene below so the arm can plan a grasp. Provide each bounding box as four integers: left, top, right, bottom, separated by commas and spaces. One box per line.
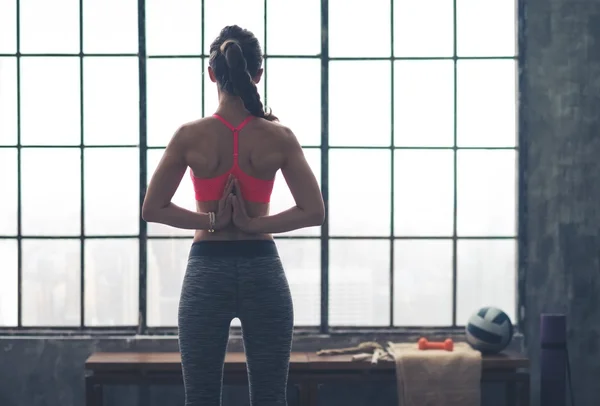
85, 351, 530, 406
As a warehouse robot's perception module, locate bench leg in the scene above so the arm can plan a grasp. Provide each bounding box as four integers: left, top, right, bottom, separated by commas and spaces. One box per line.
85, 376, 103, 406
506, 380, 517, 406
518, 376, 530, 406
297, 381, 318, 406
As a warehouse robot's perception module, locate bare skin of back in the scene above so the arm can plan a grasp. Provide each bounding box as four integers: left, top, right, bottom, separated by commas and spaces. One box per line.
142, 97, 325, 240
190, 109, 287, 241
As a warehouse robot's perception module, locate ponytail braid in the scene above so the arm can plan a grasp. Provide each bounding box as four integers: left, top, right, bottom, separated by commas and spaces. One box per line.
219, 39, 277, 121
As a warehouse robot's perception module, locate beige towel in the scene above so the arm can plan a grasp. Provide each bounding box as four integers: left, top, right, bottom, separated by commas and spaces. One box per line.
389, 342, 482, 406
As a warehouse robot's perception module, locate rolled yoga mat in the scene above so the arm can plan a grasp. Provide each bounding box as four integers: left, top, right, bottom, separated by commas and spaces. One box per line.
540, 313, 567, 406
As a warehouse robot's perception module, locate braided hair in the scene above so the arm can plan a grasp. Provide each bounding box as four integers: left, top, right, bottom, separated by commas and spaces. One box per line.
209, 25, 277, 121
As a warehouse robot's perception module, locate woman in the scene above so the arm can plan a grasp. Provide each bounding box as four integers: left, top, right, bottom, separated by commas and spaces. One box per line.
142, 25, 325, 406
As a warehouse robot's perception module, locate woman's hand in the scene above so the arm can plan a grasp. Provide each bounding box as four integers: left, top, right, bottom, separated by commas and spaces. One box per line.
231, 179, 257, 233
214, 175, 234, 230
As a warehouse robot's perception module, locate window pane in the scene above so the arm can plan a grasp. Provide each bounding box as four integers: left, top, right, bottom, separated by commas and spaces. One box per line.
457, 150, 517, 236
0, 58, 17, 145
394, 61, 454, 147
393, 0, 454, 57
457, 60, 516, 147
83, 0, 138, 53
84, 57, 139, 145
203, 0, 265, 55
148, 59, 203, 147
457, 239, 516, 325
394, 240, 453, 326
329, 150, 391, 236
266, 58, 320, 146
21, 58, 80, 145
271, 149, 321, 237
329, 61, 391, 147
147, 239, 191, 327
0, 149, 18, 236
0, 239, 18, 326
84, 148, 139, 236
20, 0, 79, 53
146, 0, 202, 55
329, 0, 390, 57
394, 151, 454, 237
147, 149, 196, 237
330, 240, 390, 326
22, 239, 80, 326
266, 0, 320, 56
276, 239, 320, 326
203, 59, 266, 118
0, 0, 16, 53
457, 0, 516, 57
85, 239, 138, 326
22, 148, 81, 235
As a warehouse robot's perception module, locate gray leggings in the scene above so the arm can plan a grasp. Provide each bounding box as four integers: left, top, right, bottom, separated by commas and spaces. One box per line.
178, 240, 294, 406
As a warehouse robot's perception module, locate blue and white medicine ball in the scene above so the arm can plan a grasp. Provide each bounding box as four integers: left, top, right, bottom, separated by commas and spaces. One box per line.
466, 306, 513, 353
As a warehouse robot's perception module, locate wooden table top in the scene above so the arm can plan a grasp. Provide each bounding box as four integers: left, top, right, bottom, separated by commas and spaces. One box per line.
86, 350, 529, 372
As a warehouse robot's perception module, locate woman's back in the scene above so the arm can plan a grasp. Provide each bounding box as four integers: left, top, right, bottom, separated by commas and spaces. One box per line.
182, 111, 291, 240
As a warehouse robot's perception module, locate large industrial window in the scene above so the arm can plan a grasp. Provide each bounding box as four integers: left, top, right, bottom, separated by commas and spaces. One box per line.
0, 0, 518, 334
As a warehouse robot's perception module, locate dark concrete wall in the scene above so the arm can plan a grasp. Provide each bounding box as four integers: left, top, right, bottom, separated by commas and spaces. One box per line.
522, 0, 600, 406
0, 335, 520, 406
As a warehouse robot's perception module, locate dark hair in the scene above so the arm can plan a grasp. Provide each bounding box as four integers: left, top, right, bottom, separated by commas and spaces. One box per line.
209, 25, 277, 121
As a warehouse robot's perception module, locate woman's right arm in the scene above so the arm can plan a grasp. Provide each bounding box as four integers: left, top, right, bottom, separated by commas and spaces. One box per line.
240, 128, 325, 234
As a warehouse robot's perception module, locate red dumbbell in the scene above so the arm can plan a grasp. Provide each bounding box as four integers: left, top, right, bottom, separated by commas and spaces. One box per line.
417, 337, 454, 351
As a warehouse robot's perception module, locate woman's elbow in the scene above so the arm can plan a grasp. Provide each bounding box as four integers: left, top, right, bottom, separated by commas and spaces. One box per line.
307, 206, 325, 227
141, 204, 159, 223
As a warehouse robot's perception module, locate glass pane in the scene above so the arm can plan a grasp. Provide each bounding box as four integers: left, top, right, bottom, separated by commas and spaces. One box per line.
22, 239, 80, 326
84, 239, 138, 326
147, 149, 196, 237
84, 57, 139, 145
84, 148, 139, 236
271, 149, 321, 237
147, 59, 203, 147
146, 0, 202, 55
21, 148, 81, 236
457, 239, 516, 325
329, 61, 391, 147
83, 0, 138, 53
147, 239, 191, 327
204, 58, 266, 117
0, 0, 16, 53
329, 240, 390, 326
393, 0, 454, 57
457, 60, 516, 147
0, 239, 18, 326
394, 61, 454, 147
20, 0, 79, 53
394, 240, 453, 326
276, 239, 320, 326
457, 150, 517, 236
21, 57, 80, 145
394, 151, 454, 237
329, 0, 390, 57
457, 0, 516, 57
203, 0, 265, 55
329, 150, 391, 236
266, 0, 320, 56
0, 58, 17, 145
266, 58, 320, 146
0, 149, 18, 236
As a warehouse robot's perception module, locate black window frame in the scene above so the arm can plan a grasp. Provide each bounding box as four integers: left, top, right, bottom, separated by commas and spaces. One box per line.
0, 0, 525, 337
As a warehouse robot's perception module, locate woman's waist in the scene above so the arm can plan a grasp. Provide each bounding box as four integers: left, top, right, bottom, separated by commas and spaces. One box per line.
193, 228, 273, 243
189, 238, 278, 259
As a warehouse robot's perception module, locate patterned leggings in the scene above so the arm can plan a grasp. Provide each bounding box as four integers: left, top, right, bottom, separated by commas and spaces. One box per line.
178, 240, 294, 406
